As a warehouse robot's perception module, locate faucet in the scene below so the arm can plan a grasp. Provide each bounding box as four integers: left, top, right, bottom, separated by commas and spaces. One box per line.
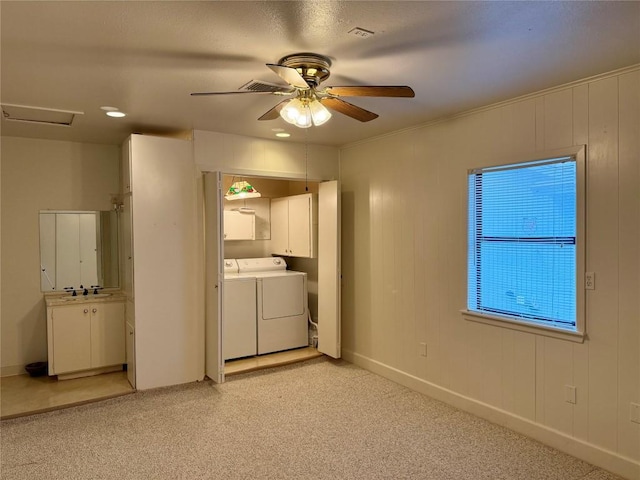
80, 284, 89, 296
91, 285, 103, 295
64, 286, 77, 296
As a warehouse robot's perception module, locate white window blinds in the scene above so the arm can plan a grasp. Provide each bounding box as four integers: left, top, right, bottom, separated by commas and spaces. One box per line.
467, 157, 577, 330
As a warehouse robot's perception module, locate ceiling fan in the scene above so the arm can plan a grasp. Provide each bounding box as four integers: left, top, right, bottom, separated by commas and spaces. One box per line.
191, 52, 415, 128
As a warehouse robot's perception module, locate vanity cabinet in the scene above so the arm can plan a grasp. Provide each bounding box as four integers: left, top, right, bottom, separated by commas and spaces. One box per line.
270, 193, 317, 258
47, 300, 125, 376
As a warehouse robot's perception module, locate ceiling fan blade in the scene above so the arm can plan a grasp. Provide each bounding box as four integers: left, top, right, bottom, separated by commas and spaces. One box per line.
191, 79, 296, 97
258, 100, 289, 121
323, 86, 415, 97
266, 64, 310, 89
190, 91, 275, 96
320, 97, 379, 122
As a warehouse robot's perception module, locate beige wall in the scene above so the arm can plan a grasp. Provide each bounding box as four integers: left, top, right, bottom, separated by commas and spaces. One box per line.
340, 68, 639, 478
194, 130, 339, 181
1, 137, 119, 375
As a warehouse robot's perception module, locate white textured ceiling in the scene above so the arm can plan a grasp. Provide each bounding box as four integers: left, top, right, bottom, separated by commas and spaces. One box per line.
1, 1, 639, 147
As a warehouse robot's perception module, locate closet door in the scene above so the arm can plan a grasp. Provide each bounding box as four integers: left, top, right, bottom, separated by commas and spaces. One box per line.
317, 181, 341, 358
204, 171, 224, 383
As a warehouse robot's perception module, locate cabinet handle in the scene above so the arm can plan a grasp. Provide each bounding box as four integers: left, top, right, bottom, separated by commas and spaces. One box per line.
83, 309, 89, 314
92, 308, 97, 313
129, 331, 134, 335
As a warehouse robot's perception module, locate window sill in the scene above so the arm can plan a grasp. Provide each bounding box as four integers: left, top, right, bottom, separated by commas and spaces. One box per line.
461, 310, 585, 343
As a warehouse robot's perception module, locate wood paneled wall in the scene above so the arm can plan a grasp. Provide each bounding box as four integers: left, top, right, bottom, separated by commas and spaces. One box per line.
340, 68, 639, 476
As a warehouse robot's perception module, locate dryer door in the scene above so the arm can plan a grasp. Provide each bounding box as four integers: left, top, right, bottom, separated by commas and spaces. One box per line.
260, 275, 306, 319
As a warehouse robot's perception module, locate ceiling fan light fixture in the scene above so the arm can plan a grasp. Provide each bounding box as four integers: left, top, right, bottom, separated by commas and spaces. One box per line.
309, 100, 332, 126
295, 107, 312, 128
280, 97, 330, 128
281, 98, 305, 125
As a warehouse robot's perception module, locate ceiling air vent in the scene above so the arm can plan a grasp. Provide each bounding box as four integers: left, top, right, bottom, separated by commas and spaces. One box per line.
239, 80, 292, 94
1, 104, 83, 127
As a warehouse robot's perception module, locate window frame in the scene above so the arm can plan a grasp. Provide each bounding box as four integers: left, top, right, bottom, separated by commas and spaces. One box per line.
461, 146, 586, 343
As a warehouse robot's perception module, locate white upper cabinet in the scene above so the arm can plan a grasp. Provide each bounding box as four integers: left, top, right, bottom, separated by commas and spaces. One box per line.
121, 137, 132, 193
270, 193, 317, 258
223, 210, 255, 240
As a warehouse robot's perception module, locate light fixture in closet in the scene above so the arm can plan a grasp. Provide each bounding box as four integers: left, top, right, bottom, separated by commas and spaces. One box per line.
225, 179, 261, 201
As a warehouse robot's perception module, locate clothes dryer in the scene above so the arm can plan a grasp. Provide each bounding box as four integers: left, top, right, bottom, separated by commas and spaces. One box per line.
237, 258, 308, 355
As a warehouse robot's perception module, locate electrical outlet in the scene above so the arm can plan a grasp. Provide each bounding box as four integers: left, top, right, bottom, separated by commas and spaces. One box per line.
564, 385, 577, 404
631, 402, 640, 424
419, 342, 427, 357
585, 272, 595, 290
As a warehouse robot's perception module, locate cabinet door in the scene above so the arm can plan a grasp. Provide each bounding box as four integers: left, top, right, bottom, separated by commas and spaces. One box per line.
270, 197, 289, 255
78, 213, 98, 288
122, 195, 134, 299
126, 322, 136, 388
90, 302, 125, 368
223, 210, 255, 240
56, 214, 81, 289
122, 137, 132, 193
52, 306, 91, 374
288, 195, 312, 257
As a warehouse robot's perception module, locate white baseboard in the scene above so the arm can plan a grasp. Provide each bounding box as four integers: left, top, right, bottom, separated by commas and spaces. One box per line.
1, 364, 27, 377
342, 349, 640, 480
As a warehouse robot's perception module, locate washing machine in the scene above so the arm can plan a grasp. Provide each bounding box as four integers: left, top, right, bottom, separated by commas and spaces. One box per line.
222, 259, 257, 360
237, 257, 308, 355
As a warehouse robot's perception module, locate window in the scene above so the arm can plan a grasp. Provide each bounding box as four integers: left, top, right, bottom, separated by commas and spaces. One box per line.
466, 151, 584, 336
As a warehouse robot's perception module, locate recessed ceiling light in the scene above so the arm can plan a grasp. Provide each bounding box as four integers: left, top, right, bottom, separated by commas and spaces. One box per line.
106, 111, 126, 118
275, 132, 290, 138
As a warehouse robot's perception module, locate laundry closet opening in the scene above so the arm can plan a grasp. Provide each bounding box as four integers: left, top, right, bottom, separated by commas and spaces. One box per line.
204, 173, 340, 381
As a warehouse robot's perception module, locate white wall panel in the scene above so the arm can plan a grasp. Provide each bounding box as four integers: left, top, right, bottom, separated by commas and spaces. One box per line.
340, 66, 640, 476
571, 83, 591, 443
617, 70, 640, 461
586, 77, 620, 452
543, 337, 574, 435
573, 85, 589, 146
511, 331, 536, 420
572, 341, 590, 441
544, 89, 574, 150
535, 97, 546, 151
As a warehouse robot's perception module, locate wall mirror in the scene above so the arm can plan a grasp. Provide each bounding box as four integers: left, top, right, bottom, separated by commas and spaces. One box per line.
39, 210, 119, 291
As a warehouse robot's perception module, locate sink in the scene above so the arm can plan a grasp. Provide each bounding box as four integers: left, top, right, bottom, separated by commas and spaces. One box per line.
58, 293, 112, 302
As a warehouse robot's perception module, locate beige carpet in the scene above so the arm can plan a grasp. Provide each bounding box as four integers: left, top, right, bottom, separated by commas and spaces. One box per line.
0, 357, 623, 480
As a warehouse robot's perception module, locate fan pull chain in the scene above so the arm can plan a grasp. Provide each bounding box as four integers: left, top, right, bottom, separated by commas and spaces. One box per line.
305, 128, 309, 192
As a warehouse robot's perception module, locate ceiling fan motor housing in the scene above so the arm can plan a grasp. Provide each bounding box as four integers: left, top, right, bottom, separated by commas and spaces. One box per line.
278, 53, 332, 88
